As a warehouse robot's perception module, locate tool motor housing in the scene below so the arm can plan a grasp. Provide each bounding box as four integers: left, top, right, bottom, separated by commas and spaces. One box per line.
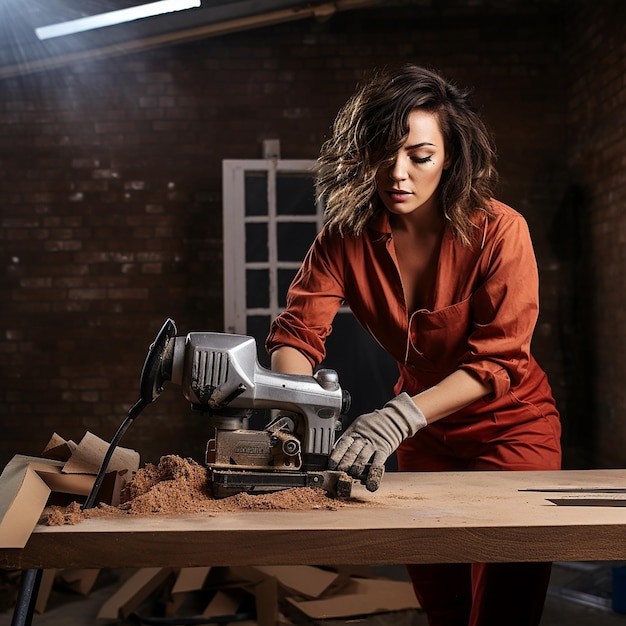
169, 331, 350, 458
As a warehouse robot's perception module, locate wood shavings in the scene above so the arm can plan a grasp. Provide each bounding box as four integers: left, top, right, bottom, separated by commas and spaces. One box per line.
44, 455, 350, 525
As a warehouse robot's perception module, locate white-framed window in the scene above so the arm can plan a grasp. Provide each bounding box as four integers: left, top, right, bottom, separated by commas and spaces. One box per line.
222, 157, 325, 364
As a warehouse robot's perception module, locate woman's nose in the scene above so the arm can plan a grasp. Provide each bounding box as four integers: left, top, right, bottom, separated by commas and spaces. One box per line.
388, 157, 407, 181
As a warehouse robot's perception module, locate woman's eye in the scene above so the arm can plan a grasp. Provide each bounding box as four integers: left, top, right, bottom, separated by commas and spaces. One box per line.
411, 156, 432, 164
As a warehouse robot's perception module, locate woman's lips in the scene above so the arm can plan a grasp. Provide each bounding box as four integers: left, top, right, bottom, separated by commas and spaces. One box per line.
387, 190, 411, 202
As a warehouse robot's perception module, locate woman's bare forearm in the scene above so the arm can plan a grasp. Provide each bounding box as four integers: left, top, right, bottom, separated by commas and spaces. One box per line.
412, 369, 492, 424
270, 346, 314, 376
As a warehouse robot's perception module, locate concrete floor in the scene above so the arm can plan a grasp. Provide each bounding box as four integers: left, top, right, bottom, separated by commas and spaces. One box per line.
2, 563, 626, 625
543, 562, 626, 625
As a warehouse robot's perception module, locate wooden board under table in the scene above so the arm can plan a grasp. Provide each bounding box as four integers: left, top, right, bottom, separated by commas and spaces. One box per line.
2, 470, 626, 570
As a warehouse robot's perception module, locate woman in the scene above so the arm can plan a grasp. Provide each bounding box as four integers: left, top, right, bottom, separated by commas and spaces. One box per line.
266, 64, 561, 626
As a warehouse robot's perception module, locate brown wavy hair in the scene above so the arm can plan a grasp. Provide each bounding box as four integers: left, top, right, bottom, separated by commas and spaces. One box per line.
317, 64, 498, 245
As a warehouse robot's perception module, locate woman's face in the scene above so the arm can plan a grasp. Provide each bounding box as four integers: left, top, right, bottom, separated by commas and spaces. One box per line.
375, 109, 448, 219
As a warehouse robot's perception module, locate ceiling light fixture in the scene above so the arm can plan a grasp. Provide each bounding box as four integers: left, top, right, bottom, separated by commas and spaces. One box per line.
35, 0, 202, 41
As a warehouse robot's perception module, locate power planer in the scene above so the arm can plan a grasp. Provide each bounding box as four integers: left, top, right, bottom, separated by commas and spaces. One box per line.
139, 319, 353, 499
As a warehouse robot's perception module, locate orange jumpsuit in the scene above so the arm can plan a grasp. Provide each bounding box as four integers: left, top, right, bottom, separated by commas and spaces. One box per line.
267, 199, 562, 626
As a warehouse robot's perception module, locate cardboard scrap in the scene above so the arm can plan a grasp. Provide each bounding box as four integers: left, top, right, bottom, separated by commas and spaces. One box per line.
184, 566, 418, 625
0, 456, 57, 549
6, 564, 420, 622
33, 461, 95, 498
253, 565, 341, 599
171, 567, 212, 595
253, 575, 279, 626
97, 568, 174, 620
202, 588, 248, 618
58, 569, 101, 595
32, 568, 102, 614
34, 570, 57, 614
166, 567, 212, 617
229, 566, 279, 626
41, 432, 77, 461
61, 431, 139, 476
0, 432, 141, 549
286, 577, 420, 620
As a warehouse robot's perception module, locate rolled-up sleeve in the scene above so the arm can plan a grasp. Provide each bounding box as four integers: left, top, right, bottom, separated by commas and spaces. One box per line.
266, 228, 345, 367
460, 213, 539, 399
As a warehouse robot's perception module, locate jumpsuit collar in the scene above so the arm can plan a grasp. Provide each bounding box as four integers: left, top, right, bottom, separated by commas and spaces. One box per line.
368, 208, 489, 248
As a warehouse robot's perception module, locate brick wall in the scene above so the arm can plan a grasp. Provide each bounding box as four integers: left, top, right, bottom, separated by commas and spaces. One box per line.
0, 1, 594, 470
565, 0, 626, 467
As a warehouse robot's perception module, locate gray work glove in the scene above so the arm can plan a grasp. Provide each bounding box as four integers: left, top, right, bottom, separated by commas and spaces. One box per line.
328, 392, 427, 492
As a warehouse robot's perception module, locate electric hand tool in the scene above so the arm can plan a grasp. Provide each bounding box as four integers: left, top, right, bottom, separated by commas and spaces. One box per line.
12, 319, 354, 626
140, 319, 353, 498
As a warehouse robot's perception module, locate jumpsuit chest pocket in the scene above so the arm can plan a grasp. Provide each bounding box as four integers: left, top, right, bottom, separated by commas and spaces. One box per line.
407, 296, 472, 373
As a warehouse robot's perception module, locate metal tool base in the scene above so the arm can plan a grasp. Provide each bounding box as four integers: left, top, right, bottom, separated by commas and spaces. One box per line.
209, 467, 353, 499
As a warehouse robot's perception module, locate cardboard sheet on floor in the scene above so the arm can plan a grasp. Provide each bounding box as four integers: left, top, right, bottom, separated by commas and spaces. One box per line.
228, 566, 279, 626
202, 591, 296, 626
202, 588, 248, 618
253, 575, 279, 626
58, 569, 101, 595
97, 567, 174, 620
171, 567, 211, 595
286, 577, 420, 620
253, 566, 342, 599
165, 566, 213, 616
33, 568, 102, 614
34, 569, 57, 614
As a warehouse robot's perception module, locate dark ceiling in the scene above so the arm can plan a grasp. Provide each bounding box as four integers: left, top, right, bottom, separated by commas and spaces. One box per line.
0, 0, 384, 79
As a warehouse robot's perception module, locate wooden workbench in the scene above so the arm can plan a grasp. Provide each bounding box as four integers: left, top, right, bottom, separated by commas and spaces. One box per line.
2, 470, 626, 570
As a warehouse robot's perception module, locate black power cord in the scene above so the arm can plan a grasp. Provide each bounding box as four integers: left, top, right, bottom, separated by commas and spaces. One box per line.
10, 569, 42, 626
82, 399, 146, 510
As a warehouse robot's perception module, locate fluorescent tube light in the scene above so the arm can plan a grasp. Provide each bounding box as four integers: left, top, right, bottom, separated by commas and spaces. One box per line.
35, 0, 202, 41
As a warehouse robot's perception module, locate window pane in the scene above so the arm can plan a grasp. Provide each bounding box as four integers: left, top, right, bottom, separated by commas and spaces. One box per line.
278, 268, 298, 307
246, 269, 269, 308
245, 172, 268, 216
246, 222, 268, 262
276, 175, 316, 216
277, 222, 317, 262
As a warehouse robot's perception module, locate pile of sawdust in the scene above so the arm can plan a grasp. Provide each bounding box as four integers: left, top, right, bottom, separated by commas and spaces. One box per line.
45, 455, 352, 526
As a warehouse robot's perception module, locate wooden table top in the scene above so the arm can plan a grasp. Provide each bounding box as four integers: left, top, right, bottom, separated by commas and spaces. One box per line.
2, 469, 626, 570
